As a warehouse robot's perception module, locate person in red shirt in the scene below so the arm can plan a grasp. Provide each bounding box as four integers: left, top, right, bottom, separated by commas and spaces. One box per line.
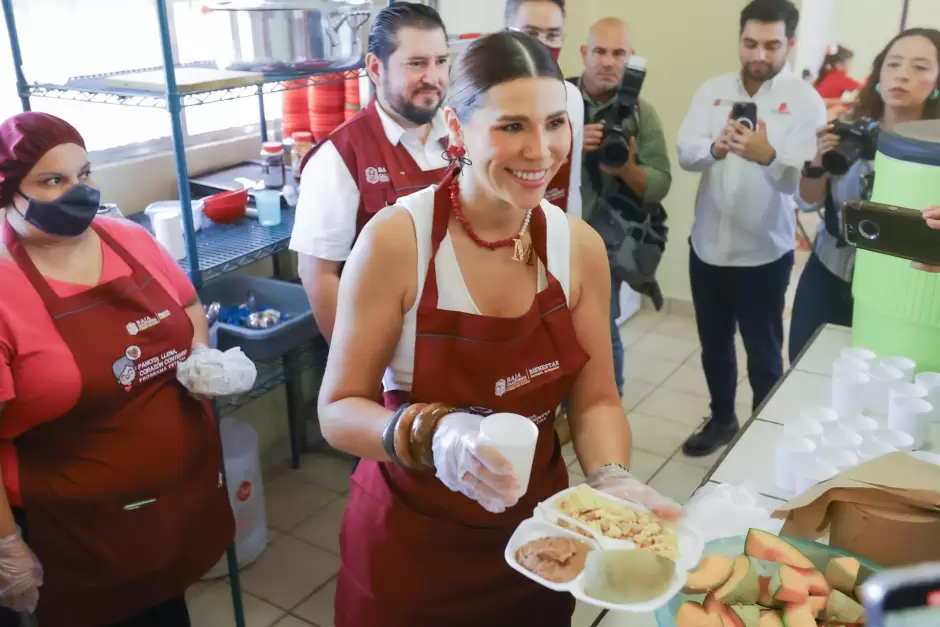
815, 44, 862, 99
0, 112, 233, 626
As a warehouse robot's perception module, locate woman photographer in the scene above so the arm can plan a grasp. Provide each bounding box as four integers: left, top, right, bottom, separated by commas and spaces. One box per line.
788, 28, 940, 362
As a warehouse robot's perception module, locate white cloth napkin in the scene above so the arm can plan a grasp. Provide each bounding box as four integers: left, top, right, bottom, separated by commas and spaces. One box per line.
176, 346, 257, 397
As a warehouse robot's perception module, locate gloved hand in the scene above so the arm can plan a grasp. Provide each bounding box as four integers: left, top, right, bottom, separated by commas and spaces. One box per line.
587, 465, 683, 522
432, 412, 520, 514
0, 531, 42, 613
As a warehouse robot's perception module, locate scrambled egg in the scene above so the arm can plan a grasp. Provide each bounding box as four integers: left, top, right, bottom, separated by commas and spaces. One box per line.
554, 485, 680, 559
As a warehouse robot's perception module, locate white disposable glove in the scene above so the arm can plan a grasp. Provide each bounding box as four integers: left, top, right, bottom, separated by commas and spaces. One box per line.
432, 412, 520, 514
0, 532, 42, 613
587, 465, 683, 521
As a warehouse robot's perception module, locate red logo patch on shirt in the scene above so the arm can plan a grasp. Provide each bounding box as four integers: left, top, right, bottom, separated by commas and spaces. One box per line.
777, 102, 791, 114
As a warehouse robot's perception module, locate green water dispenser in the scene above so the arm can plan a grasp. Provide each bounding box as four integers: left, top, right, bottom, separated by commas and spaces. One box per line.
852, 120, 940, 369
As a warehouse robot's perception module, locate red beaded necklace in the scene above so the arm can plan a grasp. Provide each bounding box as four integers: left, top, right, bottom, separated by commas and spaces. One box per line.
448, 175, 534, 264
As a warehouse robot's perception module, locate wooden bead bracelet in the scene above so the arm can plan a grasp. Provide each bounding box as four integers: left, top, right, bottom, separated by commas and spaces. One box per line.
382, 402, 456, 470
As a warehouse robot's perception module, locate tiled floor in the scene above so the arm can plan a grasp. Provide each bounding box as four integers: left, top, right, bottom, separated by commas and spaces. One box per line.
189, 253, 809, 626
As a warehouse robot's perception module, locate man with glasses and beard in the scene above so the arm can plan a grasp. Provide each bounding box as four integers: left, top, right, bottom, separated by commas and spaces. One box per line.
505, 0, 584, 218
291, 2, 451, 346
676, 0, 825, 457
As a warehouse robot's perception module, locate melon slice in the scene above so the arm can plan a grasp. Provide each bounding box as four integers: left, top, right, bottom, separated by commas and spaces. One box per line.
770, 567, 809, 604
714, 555, 760, 605
684, 555, 736, 594
731, 604, 762, 627
759, 576, 783, 609
677, 601, 727, 627
745, 530, 814, 569
826, 590, 866, 624
758, 611, 785, 627
826, 557, 861, 596
781, 603, 816, 627
794, 567, 832, 596
806, 594, 828, 618
706, 593, 740, 627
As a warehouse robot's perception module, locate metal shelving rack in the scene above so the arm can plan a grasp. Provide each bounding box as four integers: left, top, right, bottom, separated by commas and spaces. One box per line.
0, 1, 376, 625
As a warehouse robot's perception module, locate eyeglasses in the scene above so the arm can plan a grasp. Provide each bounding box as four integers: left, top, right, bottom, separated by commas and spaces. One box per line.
508, 26, 564, 46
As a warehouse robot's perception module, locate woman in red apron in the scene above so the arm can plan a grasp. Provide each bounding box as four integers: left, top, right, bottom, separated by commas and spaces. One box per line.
0, 113, 233, 626
318, 32, 681, 627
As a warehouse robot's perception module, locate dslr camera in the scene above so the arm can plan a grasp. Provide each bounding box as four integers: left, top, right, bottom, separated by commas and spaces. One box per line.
822, 117, 881, 176
598, 56, 648, 168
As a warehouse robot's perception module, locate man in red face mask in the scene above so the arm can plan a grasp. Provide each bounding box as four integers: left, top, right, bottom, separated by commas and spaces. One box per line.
505, 0, 583, 219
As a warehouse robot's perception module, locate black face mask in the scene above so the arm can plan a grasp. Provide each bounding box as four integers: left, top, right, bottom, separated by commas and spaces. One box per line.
17, 184, 101, 238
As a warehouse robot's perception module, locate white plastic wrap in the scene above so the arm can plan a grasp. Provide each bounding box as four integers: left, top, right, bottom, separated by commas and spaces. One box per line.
176, 346, 257, 397
681, 483, 784, 543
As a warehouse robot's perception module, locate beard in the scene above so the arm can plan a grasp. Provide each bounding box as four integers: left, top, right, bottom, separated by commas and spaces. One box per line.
383, 77, 442, 125
744, 60, 785, 83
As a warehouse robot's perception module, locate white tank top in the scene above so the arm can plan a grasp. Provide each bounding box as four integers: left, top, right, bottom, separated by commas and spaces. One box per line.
383, 186, 572, 393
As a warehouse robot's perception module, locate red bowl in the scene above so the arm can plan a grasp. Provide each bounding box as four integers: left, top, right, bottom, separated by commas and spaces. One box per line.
203, 189, 248, 224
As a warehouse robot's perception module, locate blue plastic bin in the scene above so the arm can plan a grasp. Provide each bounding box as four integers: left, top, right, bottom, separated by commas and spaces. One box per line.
197, 275, 318, 362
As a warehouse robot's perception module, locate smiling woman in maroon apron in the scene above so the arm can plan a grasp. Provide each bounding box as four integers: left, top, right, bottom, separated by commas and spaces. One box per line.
0, 112, 233, 626
318, 32, 681, 627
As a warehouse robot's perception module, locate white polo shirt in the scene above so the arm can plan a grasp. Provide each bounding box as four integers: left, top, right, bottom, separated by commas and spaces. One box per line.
677, 70, 826, 267
289, 104, 451, 262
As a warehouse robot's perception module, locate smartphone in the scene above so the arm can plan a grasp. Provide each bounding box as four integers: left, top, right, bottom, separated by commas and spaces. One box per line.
841, 200, 940, 267
862, 562, 940, 626
731, 102, 758, 130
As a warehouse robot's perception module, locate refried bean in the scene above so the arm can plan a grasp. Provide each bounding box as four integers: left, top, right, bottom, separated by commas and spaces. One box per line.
515, 536, 593, 583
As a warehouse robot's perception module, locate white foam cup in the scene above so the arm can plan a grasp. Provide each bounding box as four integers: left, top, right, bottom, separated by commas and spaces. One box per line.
832, 357, 869, 377
914, 372, 940, 422
840, 347, 877, 363
784, 415, 824, 439
840, 413, 880, 434
880, 356, 916, 383
831, 371, 870, 417
479, 413, 539, 499
801, 406, 839, 425
816, 446, 859, 471
857, 438, 897, 462
887, 397, 933, 450
866, 365, 905, 416
793, 459, 839, 494
872, 428, 916, 452
820, 423, 863, 449
775, 436, 817, 492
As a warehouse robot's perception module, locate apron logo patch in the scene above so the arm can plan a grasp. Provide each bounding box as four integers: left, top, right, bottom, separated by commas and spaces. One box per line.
495, 361, 561, 397
365, 166, 390, 184
528, 361, 560, 379
112, 346, 189, 392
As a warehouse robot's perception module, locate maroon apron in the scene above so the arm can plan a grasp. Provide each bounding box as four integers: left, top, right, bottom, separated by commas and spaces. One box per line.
300, 100, 450, 244
335, 168, 589, 627
1, 221, 234, 627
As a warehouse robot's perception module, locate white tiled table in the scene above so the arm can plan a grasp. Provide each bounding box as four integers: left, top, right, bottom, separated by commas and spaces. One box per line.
594, 324, 940, 627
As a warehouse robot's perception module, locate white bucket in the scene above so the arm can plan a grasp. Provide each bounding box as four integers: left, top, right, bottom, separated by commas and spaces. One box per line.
203, 418, 268, 579
144, 199, 205, 232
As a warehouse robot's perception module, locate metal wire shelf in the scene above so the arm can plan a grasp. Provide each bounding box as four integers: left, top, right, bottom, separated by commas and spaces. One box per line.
216, 344, 319, 418
23, 61, 366, 109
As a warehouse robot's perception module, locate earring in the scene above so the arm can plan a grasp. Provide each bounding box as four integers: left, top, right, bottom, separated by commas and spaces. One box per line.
448, 144, 466, 159
442, 143, 472, 168
875, 83, 881, 94
931, 88, 940, 100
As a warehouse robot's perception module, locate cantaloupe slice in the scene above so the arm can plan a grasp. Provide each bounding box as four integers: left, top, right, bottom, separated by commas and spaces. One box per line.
794, 567, 832, 596
684, 555, 736, 594
715, 555, 760, 605
730, 604, 762, 627
826, 557, 861, 596
770, 567, 809, 604
677, 601, 727, 627
826, 590, 866, 624
706, 593, 740, 627
745, 530, 814, 569
781, 603, 817, 627
759, 576, 783, 609
758, 610, 785, 627
806, 594, 828, 618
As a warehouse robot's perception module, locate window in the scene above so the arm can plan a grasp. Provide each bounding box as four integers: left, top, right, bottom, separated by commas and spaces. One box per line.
0, 0, 282, 160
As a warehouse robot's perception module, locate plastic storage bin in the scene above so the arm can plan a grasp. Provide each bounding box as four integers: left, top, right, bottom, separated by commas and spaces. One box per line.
197, 274, 318, 362
203, 418, 267, 579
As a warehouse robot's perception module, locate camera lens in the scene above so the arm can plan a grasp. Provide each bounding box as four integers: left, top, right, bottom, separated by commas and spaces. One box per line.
822, 139, 864, 176
599, 134, 631, 167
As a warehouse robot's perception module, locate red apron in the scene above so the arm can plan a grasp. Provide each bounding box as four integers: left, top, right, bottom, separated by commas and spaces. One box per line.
300, 100, 450, 244
0, 221, 233, 627
335, 169, 589, 627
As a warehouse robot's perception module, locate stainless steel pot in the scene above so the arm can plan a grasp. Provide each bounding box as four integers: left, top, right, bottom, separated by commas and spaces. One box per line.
206, 0, 371, 75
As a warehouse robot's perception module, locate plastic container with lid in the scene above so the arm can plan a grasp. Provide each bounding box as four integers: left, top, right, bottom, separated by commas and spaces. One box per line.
852, 120, 940, 372
260, 141, 286, 189
291, 131, 314, 180
143, 199, 205, 232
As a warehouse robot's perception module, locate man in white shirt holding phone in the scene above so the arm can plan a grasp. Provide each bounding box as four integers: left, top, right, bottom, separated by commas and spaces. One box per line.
677, 0, 825, 457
